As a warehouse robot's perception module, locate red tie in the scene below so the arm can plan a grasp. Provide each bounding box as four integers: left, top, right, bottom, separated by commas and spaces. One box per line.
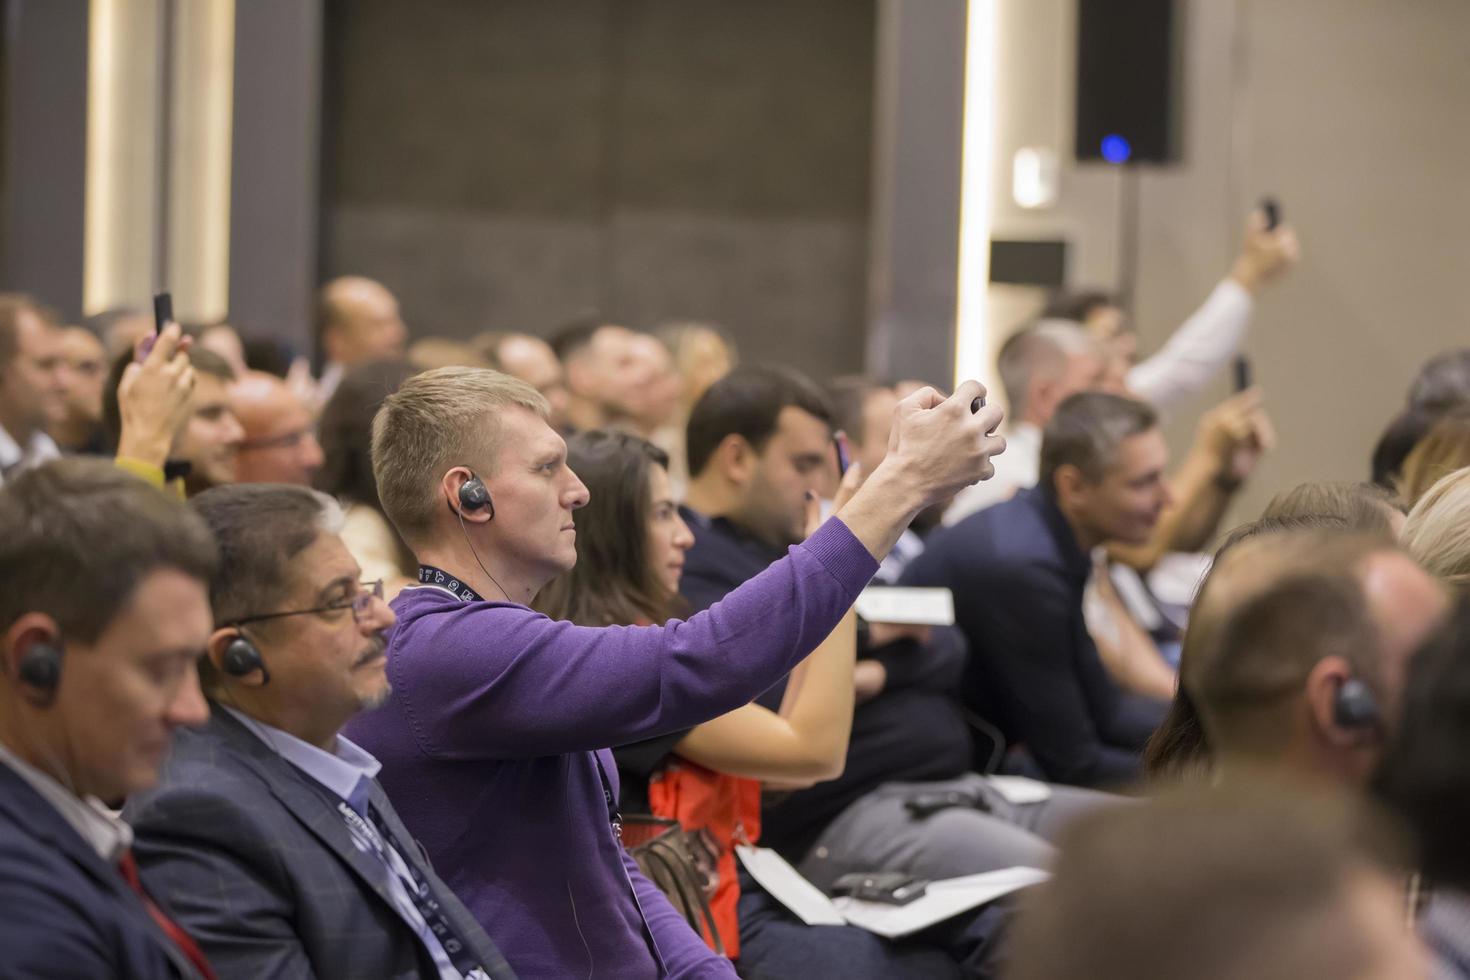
117, 850, 220, 980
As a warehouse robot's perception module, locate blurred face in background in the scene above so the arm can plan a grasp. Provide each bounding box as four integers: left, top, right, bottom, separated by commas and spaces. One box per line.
497, 335, 571, 431
232, 372, 324, 486
324, 279, 408, 367
1059, 428, 1172, 547
624, 334, 682, 432
644, 462, 694, 594
0, 308, 66, 439
736, 406, 833, 550
176, 373, 245, 492
56, 327, 108, 430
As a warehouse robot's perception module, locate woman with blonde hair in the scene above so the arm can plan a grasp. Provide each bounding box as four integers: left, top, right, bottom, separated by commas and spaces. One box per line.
1402, 466, 1470, 592
1398, 407, 1470, 507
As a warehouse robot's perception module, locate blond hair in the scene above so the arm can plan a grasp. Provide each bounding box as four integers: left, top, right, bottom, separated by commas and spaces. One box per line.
371, 367, 548, 543
1402, 466, 1470, 593
1398, 408, 1470, 506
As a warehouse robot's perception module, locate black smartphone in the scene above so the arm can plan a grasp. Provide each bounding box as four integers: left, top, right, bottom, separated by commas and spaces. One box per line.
1233, 355, 1253, 393
153, 291, 173, 335
833, 432, 852, 477
1261, 196, 1281, 231
832, 871, 930, 906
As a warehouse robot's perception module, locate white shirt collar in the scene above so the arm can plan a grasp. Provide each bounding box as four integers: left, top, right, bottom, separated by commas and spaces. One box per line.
0, 424, 61, 480
0, 740, 132, 862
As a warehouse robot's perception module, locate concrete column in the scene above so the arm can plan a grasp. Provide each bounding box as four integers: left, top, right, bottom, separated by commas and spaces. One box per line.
226, 0, 322, 349
2, 0, 89, 317
865, 0, 967, 387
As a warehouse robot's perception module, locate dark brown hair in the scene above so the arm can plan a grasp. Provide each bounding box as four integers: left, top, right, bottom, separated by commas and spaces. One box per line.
533, 430, 678, 627
0, 459, 218, 644
685, 365, 833, 478
1038, 391, 1158, 490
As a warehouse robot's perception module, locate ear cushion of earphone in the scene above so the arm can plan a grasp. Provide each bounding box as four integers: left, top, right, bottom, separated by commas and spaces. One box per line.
1333, 677, 1382, 730
17, 642, 62, 691
221, 635, 264, 677
458, 476, 494, 518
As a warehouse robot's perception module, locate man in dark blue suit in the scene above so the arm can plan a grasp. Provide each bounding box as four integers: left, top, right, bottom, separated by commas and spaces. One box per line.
904, 392, 1172, 787
125, 483, 514, 979
0, 459, 221, 979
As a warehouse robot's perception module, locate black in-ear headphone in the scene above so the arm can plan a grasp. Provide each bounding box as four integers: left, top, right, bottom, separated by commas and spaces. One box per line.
1333, 676, 1382, 731
457, 472, 495, 520
221, 632, 270, 685
17, 641, 63, 696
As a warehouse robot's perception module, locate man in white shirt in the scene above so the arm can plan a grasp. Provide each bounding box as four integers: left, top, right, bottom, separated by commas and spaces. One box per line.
0, 458, 220, 978
1044, 207, 1300, 412
947, 321, 1111, 524
0, 294, 67, 483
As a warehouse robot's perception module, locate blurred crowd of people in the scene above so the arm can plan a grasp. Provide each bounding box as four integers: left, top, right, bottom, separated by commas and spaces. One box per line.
2, 203, 1469, 980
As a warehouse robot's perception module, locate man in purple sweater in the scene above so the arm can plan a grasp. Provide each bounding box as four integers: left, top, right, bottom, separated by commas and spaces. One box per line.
344, 366, 1006, 978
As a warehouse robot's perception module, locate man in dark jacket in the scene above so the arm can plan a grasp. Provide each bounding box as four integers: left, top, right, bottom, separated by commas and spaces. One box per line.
0, 459, 219, 978
126, 483, 516, 979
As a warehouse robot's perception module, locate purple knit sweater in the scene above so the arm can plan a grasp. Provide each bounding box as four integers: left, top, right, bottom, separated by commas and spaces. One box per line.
343, 518, 878, 978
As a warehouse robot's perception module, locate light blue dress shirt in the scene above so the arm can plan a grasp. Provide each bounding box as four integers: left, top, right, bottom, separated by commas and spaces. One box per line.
222, 707, 467, 980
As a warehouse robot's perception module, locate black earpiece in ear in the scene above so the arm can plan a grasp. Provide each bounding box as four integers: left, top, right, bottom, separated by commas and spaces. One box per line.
1333, 677, 1382, 730
221, 634, 266, 680
17, 641, 63, 694
458, 474, 495, 519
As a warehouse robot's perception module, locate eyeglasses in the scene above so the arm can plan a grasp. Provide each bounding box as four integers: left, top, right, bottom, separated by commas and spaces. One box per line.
238, 429, 313, 452
234, 579, 385, 627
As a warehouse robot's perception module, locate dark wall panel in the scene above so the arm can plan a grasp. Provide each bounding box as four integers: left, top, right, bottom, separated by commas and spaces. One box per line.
321, 0, 875, 380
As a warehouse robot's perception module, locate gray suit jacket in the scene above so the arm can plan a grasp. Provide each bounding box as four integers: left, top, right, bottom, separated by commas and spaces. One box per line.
123, 708, 515, 979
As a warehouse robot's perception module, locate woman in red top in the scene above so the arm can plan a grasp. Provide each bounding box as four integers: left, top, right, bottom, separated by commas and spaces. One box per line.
536, 430, 963, 979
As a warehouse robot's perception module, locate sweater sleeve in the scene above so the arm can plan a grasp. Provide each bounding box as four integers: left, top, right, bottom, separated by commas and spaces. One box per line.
1126, 279, 1253, 411
392, 518, 878, 759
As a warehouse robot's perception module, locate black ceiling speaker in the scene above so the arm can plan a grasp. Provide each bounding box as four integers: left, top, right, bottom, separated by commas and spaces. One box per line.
1075, 0, 1181, 165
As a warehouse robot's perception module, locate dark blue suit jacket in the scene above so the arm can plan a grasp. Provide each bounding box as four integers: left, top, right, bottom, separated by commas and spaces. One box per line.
0, 761, 204, 979
123, 707, 516, 980
903, 487, 1166, 787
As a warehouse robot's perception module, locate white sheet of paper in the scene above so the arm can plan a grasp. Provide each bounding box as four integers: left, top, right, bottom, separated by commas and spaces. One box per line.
735, 846, 846, 927
831, 867, 1050, 939
854, 587, 956, 626
985, 775, 1053, 805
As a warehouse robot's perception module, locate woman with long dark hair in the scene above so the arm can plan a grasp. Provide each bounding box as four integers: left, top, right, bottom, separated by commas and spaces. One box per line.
535, 430, 960, 979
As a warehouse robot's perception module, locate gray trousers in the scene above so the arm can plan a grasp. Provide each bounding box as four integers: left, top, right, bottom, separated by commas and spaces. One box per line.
795, 773, 1117, 893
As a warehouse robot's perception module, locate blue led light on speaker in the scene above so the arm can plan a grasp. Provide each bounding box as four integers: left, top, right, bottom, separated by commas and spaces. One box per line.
1100, 134, 1132, 164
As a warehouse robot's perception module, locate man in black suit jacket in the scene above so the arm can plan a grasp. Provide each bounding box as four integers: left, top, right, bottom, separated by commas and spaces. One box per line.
125, 484, 514, 979
0, 459, 220, 978
904, 392, 1172, 787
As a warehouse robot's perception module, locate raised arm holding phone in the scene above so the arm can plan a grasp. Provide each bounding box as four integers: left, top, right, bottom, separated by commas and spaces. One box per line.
342, 367, 1003, 979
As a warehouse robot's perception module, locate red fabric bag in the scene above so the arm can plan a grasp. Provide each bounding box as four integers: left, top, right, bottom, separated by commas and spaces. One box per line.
647, 757, 762, 957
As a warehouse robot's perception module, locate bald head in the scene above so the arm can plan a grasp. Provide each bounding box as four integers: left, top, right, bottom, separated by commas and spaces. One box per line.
1186, 530, 1446, 783
492, 334, 569, 431
317, 276, 407, 368
232, 371, 324, 486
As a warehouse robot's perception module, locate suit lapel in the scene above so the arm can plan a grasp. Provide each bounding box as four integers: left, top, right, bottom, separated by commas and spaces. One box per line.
201, 710, 406, 915
0, 765, 201, 979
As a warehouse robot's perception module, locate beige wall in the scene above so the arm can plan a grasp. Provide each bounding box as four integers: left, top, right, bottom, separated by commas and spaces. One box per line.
986, 0, 1470, 523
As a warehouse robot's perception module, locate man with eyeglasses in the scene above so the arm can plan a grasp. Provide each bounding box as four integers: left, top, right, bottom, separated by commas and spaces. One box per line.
231, 370, 325, 486
124, 483, 516, 979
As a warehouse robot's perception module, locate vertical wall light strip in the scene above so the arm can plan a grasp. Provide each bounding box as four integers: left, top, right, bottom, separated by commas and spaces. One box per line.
167, 0, 235, 322
953, 0, 999, 390
82, 0, 118, 314
84, 0, 162, 315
